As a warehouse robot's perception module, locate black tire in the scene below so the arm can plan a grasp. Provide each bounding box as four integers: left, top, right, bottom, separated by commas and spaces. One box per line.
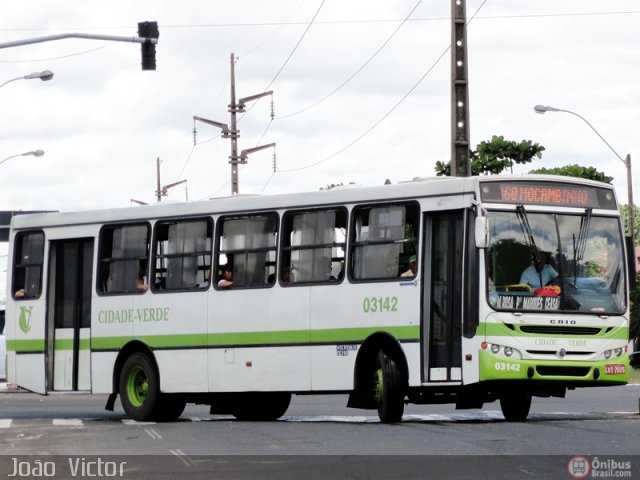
155, 394, 187, 422
119, 352, 160, 422
232, 392, 292, 421
373, 351, 405, 423
500, 391, 532, 422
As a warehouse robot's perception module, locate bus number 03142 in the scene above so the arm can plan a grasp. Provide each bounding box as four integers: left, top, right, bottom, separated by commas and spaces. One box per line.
362, 296, 398, 313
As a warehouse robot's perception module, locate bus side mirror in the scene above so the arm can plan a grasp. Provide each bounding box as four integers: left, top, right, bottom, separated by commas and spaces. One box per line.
475, 216, 488, 249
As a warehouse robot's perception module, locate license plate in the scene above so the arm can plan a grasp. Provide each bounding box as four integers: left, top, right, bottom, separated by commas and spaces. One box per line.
604, 364, 626, 375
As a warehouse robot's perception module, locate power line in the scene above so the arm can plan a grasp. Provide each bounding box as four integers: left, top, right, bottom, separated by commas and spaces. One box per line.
264, 0, 326, 91
2, 10, 636, 33
277, 0, 423, 120
277, 0, 488, 174
240, 0, 306, 58
0, 44, 112, 63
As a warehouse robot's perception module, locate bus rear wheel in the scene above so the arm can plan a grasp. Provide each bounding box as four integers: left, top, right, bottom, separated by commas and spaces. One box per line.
373, 351, 405, 423
499, 391, 532, 422
119, 352, 160, 422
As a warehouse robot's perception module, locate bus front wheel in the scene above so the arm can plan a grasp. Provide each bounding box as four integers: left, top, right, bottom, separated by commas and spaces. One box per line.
499, 391, 532, 422
119, 353, 160, 422
373, 351, 405, 423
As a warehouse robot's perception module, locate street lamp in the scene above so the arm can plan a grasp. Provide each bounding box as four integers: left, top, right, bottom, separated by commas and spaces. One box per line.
0, 70, 54, 89
0, 149, 45, 167
534, 104, 635, 244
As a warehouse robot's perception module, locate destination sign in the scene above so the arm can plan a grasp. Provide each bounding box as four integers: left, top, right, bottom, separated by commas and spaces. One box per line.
480, 181, 617, 209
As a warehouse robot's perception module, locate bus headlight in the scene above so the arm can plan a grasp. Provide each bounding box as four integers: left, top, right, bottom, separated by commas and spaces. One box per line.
614, 348, 623, 357
603, 350, 612, 360
486, 343, 522, 360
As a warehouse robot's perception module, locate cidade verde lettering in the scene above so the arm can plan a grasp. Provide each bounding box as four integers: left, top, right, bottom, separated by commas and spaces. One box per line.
98, 307, 169, 324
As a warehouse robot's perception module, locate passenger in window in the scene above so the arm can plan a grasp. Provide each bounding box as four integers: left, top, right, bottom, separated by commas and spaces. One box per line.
401, 255, 417, 277
218, 264, 233, 289
282, 266, 292, 283
137, 261, 149, 292
14, 289, 25, 298
136, 274, 149, 292
519, 253, 558, 289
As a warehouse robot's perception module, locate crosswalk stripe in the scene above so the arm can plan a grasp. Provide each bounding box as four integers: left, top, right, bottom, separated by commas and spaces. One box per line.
52, 419, 83, 426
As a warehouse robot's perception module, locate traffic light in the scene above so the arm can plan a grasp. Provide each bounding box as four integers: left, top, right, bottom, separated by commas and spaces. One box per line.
137, 21, 159, 71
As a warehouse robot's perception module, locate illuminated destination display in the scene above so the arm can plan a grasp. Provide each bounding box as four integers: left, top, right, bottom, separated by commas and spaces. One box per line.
480, 181, 617, 209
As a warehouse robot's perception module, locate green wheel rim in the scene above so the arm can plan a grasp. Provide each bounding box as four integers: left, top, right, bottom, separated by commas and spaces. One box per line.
374, 368, 384, 403
126, 366, 149, 408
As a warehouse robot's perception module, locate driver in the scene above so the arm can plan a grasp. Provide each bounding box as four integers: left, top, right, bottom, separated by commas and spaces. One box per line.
519, 253, 559, 289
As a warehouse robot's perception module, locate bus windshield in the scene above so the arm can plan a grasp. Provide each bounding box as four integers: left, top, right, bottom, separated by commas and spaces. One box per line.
486, 209, 626, 314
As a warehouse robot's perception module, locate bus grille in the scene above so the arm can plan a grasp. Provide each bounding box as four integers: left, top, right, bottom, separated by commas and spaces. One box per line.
536, 366, 590, 377
519, 326, 601, 336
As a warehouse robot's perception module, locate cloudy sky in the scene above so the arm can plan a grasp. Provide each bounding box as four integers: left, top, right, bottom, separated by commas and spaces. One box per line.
1, 0, 638, 213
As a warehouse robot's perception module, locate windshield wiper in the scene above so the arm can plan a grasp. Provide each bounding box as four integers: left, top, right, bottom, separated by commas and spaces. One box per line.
516, 205, 543, 285
572, 208, 593, 283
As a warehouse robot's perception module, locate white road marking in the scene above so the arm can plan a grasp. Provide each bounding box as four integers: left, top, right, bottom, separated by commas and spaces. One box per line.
52, 419, 83, 426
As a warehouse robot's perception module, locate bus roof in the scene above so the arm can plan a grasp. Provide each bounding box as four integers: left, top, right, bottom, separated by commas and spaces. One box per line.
9, 174, 615, 231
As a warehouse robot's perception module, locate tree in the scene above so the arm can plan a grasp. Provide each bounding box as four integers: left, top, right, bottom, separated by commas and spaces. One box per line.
320, 182, 355, 191
529, 164, 613, 184
434, 135, 545, 176
619, 204, 640, 245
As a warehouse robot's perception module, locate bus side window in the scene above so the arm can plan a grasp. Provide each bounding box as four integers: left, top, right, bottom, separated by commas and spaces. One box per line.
349, 203, 419, 281
215, 213, 278, 289
153, 218, 212, 291
98, 224, 150, 294
12, 230, 45, 299
281, 208, 347, 285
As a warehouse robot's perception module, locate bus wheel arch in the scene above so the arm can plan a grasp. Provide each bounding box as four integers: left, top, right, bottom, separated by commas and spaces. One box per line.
112, 341, 157, 396
347, 332, 408, 421
113, 342, 186, 422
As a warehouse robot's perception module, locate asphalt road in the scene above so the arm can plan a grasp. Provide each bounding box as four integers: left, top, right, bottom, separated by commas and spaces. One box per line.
1, 386, 639, 479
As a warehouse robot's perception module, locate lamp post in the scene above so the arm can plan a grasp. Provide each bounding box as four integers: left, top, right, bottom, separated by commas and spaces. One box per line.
534, 105, 634, 243
0, 149, 45, 168
0, 70, 54, 89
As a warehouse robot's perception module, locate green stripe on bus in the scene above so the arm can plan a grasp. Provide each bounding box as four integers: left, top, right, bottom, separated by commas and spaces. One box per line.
6, 339, 46, 352
90, 325, 421, 351
8, 325, 420, 352
54, 338, 91, 350
483, 322, 628, 339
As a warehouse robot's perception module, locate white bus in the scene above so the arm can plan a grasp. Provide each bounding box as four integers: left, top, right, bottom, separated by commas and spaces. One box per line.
4, 175, 630, 422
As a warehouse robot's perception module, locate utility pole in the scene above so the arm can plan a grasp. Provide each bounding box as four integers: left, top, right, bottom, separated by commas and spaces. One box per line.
153, 157, 188, 202
450, 0, 471, 177
194, 53, 276, 195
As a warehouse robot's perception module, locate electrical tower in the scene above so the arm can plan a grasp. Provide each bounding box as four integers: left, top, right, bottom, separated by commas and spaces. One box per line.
194, 53, 276, 195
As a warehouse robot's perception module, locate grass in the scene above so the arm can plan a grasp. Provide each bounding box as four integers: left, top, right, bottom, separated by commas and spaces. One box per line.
629, 367, 640, 384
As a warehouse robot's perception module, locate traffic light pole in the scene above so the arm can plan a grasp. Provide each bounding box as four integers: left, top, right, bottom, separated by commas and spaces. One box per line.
0, 22, 159, 70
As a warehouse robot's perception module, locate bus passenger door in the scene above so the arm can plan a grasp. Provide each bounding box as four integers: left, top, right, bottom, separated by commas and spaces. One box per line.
46, 238, 94, 391
422, 211, 463, 382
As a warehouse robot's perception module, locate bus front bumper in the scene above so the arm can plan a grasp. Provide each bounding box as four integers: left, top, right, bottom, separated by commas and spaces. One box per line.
478, 349, 629, 384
